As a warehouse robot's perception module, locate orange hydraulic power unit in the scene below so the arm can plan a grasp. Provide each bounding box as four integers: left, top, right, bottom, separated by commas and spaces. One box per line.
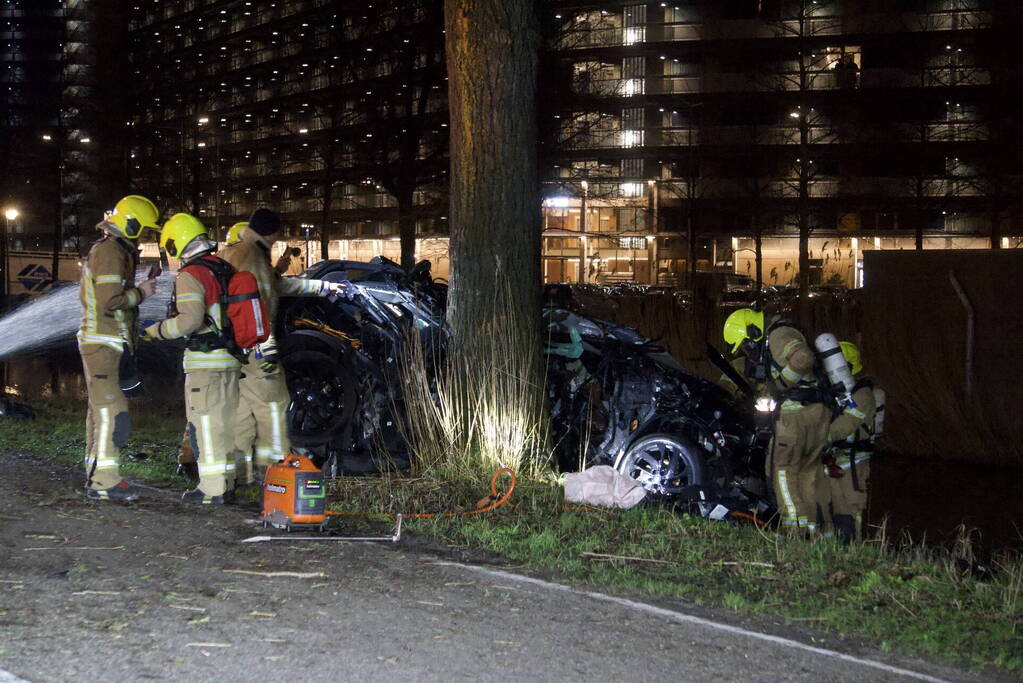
261, 454, 327, 531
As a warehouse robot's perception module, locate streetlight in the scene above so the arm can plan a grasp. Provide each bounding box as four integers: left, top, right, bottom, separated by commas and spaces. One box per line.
1, 207, 18, 304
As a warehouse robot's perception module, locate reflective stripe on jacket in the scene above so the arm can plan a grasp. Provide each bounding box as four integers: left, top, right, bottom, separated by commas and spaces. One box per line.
78, 230, 142, 352
143, 265, 241, 372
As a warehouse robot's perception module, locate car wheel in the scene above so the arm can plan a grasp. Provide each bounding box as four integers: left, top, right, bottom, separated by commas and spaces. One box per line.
282, 349, 357, 447
616, 433, 705, 498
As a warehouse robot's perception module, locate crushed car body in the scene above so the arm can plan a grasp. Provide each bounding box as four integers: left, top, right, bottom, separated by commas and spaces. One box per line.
278, 257, 770, 519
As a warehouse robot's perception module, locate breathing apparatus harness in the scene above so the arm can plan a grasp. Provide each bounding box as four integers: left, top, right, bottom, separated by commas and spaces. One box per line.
743, 318, 827, 407
167, 253, 247, 363
830, 377, 879, 486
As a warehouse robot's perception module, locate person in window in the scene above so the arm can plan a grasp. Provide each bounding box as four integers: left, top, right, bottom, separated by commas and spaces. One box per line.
835, 53, 859, 89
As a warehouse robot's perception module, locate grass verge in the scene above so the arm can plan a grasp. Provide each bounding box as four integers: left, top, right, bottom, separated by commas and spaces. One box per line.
328, 469, 1023, 675
0, 397, 187, 487
5, 400, 1020, 673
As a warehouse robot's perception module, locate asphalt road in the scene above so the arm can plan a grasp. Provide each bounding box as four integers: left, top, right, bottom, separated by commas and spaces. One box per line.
0, 452, 993, 682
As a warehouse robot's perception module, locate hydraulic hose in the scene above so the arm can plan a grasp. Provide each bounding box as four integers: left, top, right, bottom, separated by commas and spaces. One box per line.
728, 509, 771, 529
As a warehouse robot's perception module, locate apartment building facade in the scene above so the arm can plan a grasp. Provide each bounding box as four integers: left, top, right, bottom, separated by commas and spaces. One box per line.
124, 0, 1020, 286
543, 0, 1022, 287
127, 0, 449, 269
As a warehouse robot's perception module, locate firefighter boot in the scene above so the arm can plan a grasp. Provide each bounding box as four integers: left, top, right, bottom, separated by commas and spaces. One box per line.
181, 488, 225, 505
86, 480, 140, 502
833, 514, 856, 545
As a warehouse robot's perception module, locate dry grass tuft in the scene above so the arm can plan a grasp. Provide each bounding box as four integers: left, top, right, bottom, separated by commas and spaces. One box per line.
397, 291, 551, 482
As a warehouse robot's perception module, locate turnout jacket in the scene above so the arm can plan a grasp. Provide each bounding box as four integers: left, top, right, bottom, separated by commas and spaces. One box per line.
827, 382, 877, 469
78, 227, 144, 352
143, 254, 241, 373
766, 321, 817, 393
219, 227, 333, 329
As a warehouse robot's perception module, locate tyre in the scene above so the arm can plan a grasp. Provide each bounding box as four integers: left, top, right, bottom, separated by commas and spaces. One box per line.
616, 433, 706, 499
281, 349, 357, 447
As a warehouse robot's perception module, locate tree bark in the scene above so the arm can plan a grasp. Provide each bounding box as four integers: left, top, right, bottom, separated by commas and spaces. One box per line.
444, 0, 542, 345
397, 189, 416, 271
796, 2, 811, 326
753, 214, 763, 292
319, 176, 333, 262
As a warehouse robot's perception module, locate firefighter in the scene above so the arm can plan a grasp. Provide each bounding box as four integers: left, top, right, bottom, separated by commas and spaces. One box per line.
723, 308, 831, 532
78, 195, 161, 501
225, 221, 247, 246
825, 341, 880, 543
142, 213, 242, 504
170, 220, 250, 481
220, 208, 346, 484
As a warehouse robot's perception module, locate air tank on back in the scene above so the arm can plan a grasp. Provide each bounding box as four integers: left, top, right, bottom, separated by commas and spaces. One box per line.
814, 333, 856, 395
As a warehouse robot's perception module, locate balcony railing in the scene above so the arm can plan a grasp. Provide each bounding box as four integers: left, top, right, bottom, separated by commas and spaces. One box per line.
573, 66, 989, 98
655, 177, 986, 200
554, 11, 991, 51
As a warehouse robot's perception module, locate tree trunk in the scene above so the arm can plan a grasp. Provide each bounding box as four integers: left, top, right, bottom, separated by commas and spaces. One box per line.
397, 189, 416, 271
753, 214, 763, 292
990, 207, 1002, 250
319, 167, 333, 262
914, 177, 924, 251
445, 0, 542, 344
796, 4, 810, 326
686, 205, 696, 288
52, 159, 64, 285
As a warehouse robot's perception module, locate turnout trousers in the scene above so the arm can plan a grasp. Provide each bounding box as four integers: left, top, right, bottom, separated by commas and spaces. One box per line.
829, 458, 870, 539
81, 344, 131, 490
233, 354, 291, 484
185, 369, 240, 496
767, 402, 830, 531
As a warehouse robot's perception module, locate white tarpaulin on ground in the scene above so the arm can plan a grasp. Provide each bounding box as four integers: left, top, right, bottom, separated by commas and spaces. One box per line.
563, 466, 647, 509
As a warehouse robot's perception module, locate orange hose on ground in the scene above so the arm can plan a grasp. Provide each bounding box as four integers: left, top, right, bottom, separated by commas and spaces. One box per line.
729, 510, 770, 529
326, 467, 516, 519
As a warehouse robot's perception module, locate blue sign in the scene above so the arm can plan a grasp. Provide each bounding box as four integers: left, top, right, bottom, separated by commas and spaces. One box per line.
18, 264, 54, 292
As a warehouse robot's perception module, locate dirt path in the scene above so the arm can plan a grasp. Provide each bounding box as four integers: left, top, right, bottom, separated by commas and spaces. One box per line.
0, 452, 994, 682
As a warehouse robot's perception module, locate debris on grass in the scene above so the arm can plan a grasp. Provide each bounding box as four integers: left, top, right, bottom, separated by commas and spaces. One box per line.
582, 552, 675, 565
222, 569, 325, 579
185, 642, 231, 648
24, 545, 124, 551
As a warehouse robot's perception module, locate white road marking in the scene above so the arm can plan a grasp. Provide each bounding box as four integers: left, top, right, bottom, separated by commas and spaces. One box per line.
440, 561, 948, 683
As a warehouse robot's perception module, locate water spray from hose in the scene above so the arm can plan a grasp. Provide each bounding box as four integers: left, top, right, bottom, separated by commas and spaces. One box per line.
0, 269, 177, 361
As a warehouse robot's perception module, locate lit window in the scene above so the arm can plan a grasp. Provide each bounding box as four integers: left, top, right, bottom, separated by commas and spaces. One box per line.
621, 78, 643, 96
620, 130, 642, 148
622, 27, 644, 45
621, 182, 644, 197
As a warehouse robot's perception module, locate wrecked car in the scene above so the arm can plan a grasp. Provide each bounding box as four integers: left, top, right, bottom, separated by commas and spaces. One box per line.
278, 258, 769, 517
544, 309, 768, 517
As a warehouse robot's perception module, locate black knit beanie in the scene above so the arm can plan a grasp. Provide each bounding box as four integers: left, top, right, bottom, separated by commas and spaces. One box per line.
248, 207, 282, 236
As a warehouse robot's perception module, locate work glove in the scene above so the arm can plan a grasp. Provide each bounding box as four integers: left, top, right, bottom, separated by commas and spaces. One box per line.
322, 281, 351, 299
257, 337, 279, 373
137, 279, 157, 300
822, 452, 844, 479
139, 320, 158, 342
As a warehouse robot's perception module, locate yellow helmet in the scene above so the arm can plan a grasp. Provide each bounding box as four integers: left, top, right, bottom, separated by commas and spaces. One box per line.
722, 308, 765, 354
160, 213, 208, 258
225, 221, 248, 245
840, 341, 862, 375
107, 195, 160, 239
